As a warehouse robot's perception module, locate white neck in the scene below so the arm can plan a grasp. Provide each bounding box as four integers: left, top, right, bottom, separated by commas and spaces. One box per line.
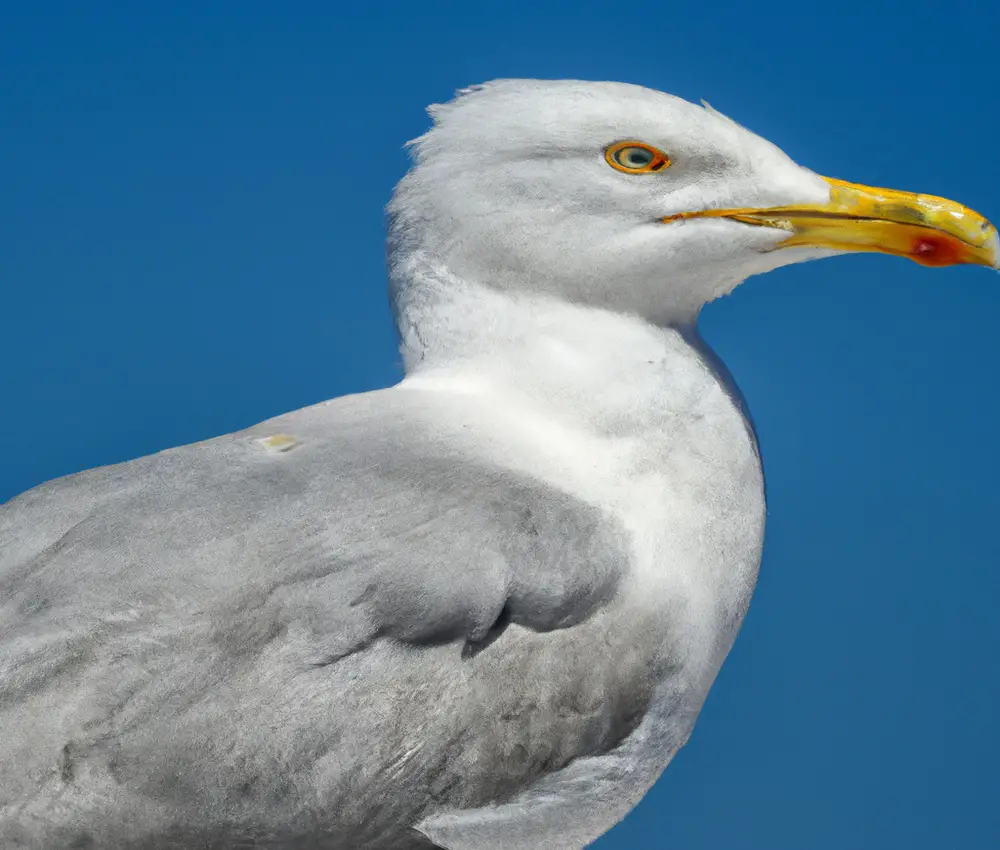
392, 260, 754, 445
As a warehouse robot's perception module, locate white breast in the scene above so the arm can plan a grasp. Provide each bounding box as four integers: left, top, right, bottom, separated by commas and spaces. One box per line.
402, 324, 765, 698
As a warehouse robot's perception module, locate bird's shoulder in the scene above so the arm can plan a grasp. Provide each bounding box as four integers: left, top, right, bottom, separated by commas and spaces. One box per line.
0, 384, 631, 665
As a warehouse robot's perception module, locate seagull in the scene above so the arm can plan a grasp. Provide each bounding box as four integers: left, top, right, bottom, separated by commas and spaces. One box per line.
1, 79, 996, 850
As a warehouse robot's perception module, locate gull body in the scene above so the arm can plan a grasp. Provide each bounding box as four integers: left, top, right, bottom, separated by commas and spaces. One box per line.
0, 80, 994, 848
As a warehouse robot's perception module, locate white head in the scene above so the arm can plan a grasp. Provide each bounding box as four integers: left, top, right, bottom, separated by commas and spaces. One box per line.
388, 79, 996, 330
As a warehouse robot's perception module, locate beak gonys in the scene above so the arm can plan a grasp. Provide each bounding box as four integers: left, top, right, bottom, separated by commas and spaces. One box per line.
663, 177, 999, 269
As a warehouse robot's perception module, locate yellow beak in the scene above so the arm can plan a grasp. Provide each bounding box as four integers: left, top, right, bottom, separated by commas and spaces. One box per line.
663, 177, 999, 269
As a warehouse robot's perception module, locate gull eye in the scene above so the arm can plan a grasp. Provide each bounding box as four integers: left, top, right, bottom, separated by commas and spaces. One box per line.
605, 141, 671, 174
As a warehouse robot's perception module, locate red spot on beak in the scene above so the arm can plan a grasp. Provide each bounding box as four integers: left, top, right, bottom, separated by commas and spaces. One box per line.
910, 234, 963, 267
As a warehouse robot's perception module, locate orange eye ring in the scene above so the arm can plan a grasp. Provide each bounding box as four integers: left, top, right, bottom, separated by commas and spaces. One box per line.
605, 141, 672, 174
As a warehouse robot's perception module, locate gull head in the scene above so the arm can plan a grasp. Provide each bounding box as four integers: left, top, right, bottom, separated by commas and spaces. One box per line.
389, 79, 997, 326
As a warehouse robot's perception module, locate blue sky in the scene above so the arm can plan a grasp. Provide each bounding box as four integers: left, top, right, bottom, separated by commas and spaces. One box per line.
2, 2, 998, 847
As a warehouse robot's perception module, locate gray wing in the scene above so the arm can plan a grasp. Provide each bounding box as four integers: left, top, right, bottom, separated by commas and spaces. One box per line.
0, 387, 656, 849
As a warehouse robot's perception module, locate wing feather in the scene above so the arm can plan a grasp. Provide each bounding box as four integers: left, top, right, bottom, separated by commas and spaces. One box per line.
0, 388, 648, 848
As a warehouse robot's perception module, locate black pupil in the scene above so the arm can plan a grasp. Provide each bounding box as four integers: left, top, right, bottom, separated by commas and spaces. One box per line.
624, 148, 652, 167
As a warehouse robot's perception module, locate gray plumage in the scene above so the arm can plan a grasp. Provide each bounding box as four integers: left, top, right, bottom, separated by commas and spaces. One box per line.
1, 389, 668, 848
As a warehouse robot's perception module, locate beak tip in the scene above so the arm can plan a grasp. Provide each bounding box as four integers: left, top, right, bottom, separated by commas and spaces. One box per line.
984, 227, 1000, 270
